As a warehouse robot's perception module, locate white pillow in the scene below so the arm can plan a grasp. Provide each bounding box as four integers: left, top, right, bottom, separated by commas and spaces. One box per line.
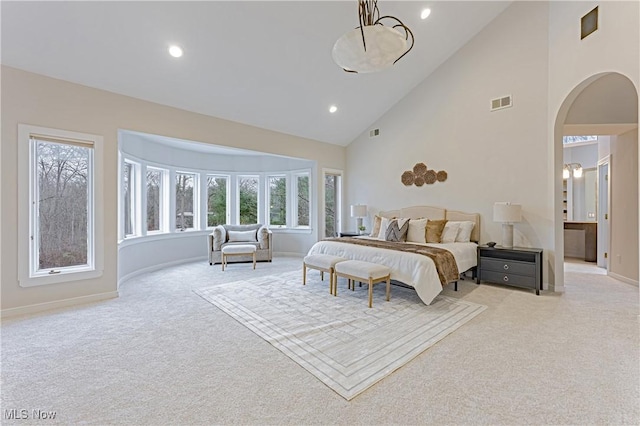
440, 222, 461, 244
454, 221, 475, 243
228, 230, 257, 243
377, 217, 391, 240
406, 218, 427, 243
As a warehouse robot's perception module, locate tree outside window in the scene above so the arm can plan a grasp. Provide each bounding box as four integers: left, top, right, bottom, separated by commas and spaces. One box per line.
269, 176, 287, 226
176, 172, 195, 230
207, 175, 228, 227
297, 174, 310, 227
146, 168, 162, 232
35, 140, 90, 269
238, 176, 258, 224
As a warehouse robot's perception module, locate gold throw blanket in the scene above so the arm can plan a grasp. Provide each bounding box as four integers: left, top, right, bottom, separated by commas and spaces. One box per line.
324, 237, 460, 286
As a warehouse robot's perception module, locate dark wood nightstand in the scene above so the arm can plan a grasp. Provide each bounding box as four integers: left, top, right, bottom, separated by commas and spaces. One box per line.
339, 231, 360, 237
476, 246, 543, 295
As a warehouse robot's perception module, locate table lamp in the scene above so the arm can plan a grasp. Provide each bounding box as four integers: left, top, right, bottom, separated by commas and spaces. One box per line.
493, 202, 522, 249
350, 204, 367, 233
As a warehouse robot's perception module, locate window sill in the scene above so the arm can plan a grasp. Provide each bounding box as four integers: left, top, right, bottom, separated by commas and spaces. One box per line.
19, 268, 103, 288
268, 227, 312, 234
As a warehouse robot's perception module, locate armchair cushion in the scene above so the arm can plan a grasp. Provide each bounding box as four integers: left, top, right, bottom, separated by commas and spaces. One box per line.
228, 230, 257, 243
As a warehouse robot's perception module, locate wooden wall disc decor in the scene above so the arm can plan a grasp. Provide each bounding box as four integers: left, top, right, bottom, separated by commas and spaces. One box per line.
413, 162, 427, 176
402, 162, 448, 187
425, 170, 437, 184
401, 171, 415, 186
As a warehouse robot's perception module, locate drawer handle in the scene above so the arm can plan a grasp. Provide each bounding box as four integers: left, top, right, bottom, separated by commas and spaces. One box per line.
503, 264, 509, 270
503, 276, 509, 282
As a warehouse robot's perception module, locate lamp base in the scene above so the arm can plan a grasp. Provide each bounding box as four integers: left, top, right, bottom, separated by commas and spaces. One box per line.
501, 223, 514, 249
356, 217, 363, 233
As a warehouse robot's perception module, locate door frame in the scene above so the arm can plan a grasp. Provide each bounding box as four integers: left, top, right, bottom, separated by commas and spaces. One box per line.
597, 155, 611, 271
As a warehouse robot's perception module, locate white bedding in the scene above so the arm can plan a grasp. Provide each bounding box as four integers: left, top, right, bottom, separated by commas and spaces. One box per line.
306, 237, 477, 305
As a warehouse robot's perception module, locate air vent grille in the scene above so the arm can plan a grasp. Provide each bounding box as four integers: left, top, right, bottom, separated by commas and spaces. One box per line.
369, 128, 380, 137
490, 95, 512, 111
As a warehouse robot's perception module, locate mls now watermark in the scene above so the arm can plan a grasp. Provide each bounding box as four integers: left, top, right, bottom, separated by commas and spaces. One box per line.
4, 409, 57, 420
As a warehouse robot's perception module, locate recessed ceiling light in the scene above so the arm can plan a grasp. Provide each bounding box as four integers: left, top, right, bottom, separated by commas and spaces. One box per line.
329, 105, 338, 113
421, 8, 431, 20
168, 45, 183, 58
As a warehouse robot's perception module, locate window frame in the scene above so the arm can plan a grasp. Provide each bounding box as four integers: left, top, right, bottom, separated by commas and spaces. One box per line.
266, 174, 288, 228
292, 170, 311, 229
175, 170, 198, 232
237, 174, 260, 225
18, 124, 104, 287
122, 158, 141, 238
145, 166, 168, 234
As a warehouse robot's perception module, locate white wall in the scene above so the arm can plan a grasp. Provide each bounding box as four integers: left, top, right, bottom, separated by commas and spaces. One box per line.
549, 0, 639, 290
1, 66, 345, 314
345, 2, 552, 281
564, 143, 598, 169
121, 131, 315, 172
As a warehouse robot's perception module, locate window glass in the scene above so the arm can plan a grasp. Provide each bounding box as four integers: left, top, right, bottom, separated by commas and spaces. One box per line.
176, 172, 195, 230
238, 176, 259, 225
324, 173, 341, 237
207, 175, 228, 227
269, 175, 287, 226
123, 162, 134, 236
296, 174, 310, 227
146, 168, 162, 232
34, 139, 91, 270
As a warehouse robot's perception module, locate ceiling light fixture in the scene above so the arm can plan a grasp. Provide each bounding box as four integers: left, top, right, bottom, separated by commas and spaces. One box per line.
421, 8, 431, 20
168, 45, 183, 58
332, 0, 414, 73
329, 105, 338, 113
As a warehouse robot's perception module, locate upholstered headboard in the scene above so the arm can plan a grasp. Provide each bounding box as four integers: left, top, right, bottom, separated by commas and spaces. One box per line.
378, 206, 480, 243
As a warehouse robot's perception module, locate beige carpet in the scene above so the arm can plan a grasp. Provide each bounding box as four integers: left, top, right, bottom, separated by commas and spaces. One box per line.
195, 270, 486, 400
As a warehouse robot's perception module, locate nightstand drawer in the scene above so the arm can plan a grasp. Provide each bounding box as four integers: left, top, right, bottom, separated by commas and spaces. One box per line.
481, 270, 537, 289
480, 258, 536, 276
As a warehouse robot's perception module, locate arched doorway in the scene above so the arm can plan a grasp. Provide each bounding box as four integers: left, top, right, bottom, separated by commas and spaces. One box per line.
554, 72, 639, 289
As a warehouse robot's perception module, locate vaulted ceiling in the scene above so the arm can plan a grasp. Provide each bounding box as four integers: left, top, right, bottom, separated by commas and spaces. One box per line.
1, 1, 511, 146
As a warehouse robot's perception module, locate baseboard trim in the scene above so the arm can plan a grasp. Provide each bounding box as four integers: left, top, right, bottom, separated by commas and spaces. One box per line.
118, 256, 208, 286
1, 290, 119, 319
609, 272, 639, 286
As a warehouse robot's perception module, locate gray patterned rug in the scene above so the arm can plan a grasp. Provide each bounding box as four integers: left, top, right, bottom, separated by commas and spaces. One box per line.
195, 270, 486, 400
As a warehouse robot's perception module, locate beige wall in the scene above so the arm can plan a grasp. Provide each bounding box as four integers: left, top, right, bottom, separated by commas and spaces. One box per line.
345, 2, 553, 283
610, 129, 639, 282
1, 66, 345, 313
548, 0, 639, 290
345, 1, 639, 291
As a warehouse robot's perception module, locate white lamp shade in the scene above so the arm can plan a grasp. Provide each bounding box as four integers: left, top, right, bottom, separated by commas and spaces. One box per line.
493, 203, 522, 223
350, 204, 367, 218
332, 26, 407, 73
573, 166, 583, 178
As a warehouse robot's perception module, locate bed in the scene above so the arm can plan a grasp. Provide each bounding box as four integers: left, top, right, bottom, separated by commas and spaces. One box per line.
306, 206, 480, 305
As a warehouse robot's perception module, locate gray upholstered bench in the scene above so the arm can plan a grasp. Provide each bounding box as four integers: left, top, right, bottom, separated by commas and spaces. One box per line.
334, 260, 391, 308
303, 254, 347, 295
221, 244, 257, 271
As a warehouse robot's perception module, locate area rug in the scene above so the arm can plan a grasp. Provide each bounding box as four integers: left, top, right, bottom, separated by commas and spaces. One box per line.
194, 270, 486, 400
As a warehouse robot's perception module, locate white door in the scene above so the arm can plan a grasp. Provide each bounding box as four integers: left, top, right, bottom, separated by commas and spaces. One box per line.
597, 158, 610, 269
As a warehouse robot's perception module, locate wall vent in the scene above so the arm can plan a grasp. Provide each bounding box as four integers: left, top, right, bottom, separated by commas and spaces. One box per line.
369, 128, 380, 137
490, 95, 512, 111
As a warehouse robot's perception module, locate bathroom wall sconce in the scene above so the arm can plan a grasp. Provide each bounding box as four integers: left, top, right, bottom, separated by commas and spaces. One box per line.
563, 163, 583, 179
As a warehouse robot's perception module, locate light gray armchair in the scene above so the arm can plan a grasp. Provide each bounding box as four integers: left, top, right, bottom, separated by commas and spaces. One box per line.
208, 224, 272, 265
